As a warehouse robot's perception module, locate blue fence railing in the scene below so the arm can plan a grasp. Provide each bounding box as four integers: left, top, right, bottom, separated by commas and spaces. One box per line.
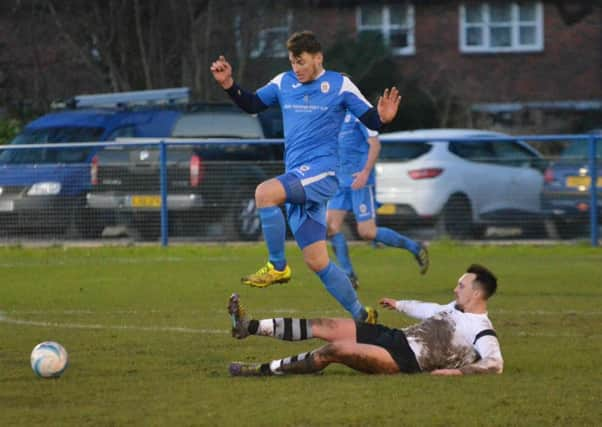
0, 134, 600, 246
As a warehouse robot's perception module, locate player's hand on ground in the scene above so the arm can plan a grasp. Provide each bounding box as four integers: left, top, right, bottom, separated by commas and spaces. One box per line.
210, 55, 234, 89
377, 87, 401, 124
378, 298, 398, 310
431, 369, 463, 376
351, 170, 369, 189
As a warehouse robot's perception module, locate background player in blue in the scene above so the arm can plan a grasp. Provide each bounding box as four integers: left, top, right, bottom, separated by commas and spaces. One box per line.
327, 112, 429, 289
210, 31, 401, 323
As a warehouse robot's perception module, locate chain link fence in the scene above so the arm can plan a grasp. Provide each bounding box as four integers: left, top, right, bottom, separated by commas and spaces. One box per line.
0, 135, 599, 246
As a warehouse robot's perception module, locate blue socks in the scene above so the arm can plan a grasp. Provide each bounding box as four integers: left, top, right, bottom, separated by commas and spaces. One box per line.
375, 227, 420, 255
259, 206, 286, 271
331, 228, 419, 278
317, 262, 364, 320
330, 232, 354, 276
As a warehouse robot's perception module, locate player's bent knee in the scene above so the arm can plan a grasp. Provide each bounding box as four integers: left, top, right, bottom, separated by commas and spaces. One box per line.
304, 253, 329, 272
317, 342, 362, 365
357, 222, 377, 240
255, 180, 285, 207
301, 238, 329, 272
358, 228, 376, 240
326, 222, 340, 237
314, 343, 341, 363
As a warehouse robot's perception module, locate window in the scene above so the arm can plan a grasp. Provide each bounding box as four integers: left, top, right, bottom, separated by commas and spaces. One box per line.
379, 142, 431, 161
460, 2, 543, 53
357, 4, 415, 55
0, 127, 103, 164
449, 141, 496, 163
250, 12, 293, 59
107, 126, 136, 141
562, 140, 602, 160
491, 141, 538, 167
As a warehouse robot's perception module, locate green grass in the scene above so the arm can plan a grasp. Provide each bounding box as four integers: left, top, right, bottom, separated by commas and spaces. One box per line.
1, 242, 601, 426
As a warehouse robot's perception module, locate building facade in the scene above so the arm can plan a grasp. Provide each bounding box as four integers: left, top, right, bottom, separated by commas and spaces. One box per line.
247, 1, 602, 133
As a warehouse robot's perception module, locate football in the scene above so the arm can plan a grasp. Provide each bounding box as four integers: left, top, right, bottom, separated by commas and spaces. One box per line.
30, 341, 69, 378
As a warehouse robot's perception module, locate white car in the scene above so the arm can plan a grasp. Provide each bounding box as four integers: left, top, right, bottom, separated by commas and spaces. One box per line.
375, 129, 546, 238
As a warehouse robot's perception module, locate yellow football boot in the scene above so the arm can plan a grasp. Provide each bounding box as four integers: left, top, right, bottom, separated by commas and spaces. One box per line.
241, 262, 292, 288
364, 306, 378, 325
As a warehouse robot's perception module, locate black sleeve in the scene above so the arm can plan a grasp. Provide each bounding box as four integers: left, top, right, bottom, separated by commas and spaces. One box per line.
473, 329, 497, 344
358, 108, 383, 131
225, 83, 269, 114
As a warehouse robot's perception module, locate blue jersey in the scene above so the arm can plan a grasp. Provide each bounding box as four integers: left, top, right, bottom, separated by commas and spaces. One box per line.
256, 70, 373, 172
337, 113, 378, 187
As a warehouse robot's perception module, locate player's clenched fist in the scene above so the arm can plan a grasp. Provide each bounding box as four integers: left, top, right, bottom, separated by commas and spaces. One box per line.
210, 55, 234, 89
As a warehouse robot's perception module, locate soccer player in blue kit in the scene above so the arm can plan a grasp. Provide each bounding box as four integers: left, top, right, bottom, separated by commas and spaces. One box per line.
210, 31, 401, 323
327, 112, 429, 289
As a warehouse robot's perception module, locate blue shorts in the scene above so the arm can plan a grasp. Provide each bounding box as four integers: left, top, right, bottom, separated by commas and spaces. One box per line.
328, 185, 376, 223
276, 166, 339, 249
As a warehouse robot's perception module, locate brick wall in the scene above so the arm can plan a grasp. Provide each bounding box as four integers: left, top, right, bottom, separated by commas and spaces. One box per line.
241, 2, 602, 131
401, 2, 601, 103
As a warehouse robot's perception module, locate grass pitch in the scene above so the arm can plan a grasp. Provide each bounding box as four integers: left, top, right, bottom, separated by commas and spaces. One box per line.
1, 242, 601, 426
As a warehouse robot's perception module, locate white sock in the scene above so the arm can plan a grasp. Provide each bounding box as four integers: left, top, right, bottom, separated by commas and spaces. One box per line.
269, 360, 284, 375
257, 319, 274, 336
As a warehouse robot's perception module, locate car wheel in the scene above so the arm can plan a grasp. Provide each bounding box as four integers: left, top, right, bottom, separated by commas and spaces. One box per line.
521, 220, 547, 239
436, 195, 475, 239
61, 199, 103, 239
134, 213, 161, 241
545, 218, 588, 239
222, 187, 261, 241
168, 211, 205, 238
75, 208, 105, 239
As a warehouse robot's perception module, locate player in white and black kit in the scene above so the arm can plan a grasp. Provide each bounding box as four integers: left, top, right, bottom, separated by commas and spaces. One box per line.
228, 264, 503, 376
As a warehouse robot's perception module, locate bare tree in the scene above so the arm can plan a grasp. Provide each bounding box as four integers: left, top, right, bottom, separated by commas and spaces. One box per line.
133, 0, 152, 89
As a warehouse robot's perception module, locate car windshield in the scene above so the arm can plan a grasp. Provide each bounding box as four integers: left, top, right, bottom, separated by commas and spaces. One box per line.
560, 140, 602, 160
379, 142, 432, 161
171, 113, 264, 139
0, 127, 104, 164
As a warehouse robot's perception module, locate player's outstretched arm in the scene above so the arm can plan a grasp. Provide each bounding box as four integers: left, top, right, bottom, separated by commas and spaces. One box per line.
210, 55, 234, 90
432, 357, 503, 376
382, 299, 450, 319
379, 298, 399, 311
210, 55, 268, 114
377, 87, 402, 124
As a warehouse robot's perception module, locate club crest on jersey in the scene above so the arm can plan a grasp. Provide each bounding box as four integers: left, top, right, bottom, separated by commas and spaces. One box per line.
320, 82, 330, 93
298, 165, 310, 173
359, 204, 368, 214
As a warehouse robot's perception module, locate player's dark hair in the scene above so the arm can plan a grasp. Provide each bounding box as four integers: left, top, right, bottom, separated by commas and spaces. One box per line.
287, 31, 322, 56
467, 264, 497, 299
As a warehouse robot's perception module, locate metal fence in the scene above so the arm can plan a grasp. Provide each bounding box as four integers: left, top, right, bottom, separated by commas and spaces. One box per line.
0, 134, 599, 246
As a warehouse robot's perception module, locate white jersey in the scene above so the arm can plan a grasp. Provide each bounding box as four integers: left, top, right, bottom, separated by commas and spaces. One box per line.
395, 300, 503, 374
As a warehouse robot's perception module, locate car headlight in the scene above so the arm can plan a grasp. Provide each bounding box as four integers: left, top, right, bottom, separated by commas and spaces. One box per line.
27, 182, 62, 196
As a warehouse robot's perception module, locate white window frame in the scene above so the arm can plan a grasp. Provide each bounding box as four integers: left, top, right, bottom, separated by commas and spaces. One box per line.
356, 4, 415, 56
250, 12, 293, 59
460, 2, 544, 53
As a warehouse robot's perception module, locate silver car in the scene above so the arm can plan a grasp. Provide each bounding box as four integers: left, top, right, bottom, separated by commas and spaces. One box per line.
375, 129, 546, 238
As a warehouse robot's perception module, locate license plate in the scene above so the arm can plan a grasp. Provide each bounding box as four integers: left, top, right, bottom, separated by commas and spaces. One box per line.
377, 204, 396, 215
0, 200, 14, 212
566, 176, 602, 188
131, 195, 161, 208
